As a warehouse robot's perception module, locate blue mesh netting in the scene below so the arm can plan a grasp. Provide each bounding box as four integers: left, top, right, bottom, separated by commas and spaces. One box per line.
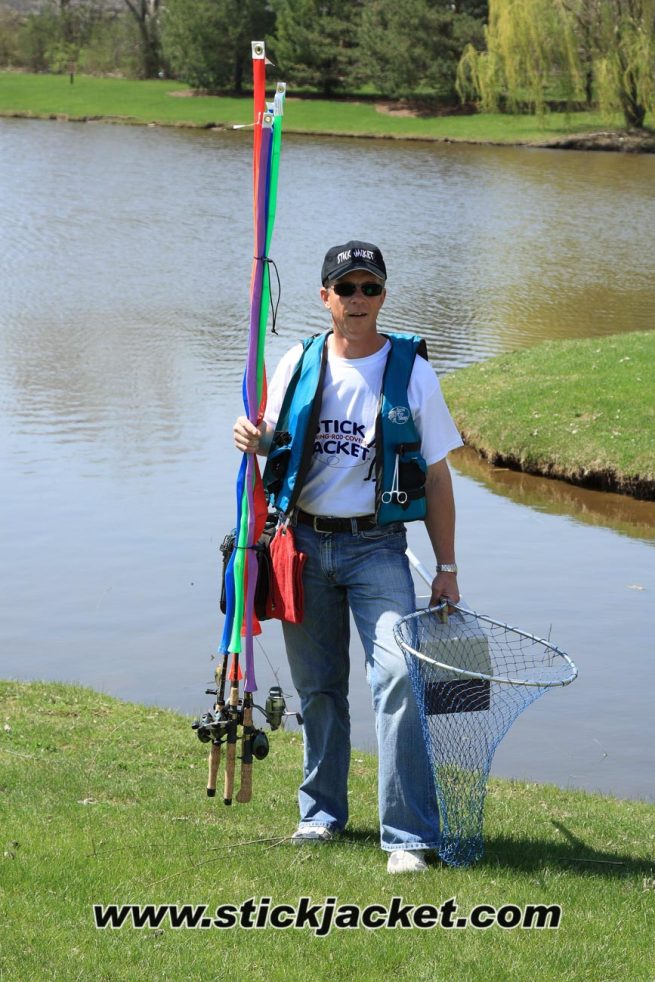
393, 604, 576, 868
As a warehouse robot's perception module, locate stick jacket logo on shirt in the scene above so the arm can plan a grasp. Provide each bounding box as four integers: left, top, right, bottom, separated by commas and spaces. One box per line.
313, 417, 373, 466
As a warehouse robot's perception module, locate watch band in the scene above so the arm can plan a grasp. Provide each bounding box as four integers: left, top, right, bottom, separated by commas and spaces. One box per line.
436, 563, 458, 574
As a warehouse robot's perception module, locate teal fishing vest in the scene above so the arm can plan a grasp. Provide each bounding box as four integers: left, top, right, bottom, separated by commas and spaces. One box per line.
263, 331, 429, 526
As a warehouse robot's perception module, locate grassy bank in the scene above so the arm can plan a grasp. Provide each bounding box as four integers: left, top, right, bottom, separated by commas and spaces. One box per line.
1, 680, 653, 980
441, 331, 655, 500
1, 71, 654, 147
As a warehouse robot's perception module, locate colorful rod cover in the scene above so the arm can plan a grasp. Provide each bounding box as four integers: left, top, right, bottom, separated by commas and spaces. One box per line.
219, 42, 286, 694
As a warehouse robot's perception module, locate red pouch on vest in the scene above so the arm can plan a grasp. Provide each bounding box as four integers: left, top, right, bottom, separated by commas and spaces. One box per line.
268, 524, 306, 624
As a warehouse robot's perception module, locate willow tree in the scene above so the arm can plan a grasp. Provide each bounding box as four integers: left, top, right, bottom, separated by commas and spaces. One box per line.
456, 0, 655, 128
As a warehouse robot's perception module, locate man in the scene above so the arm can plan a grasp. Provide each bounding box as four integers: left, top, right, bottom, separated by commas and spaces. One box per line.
234, 240, 462, 873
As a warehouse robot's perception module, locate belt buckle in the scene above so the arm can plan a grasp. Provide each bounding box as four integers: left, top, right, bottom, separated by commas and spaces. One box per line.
312, 515, 330, 533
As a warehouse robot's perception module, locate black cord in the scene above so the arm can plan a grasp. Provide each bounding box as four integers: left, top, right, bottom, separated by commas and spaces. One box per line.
255, 255, 282, 334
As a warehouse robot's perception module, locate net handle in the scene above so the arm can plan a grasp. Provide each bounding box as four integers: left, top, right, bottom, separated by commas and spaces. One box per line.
406, 547, 436, 591
405, 548, 474, 616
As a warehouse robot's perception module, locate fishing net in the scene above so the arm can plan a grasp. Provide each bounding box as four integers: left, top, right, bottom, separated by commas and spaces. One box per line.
393, 602, 577, 868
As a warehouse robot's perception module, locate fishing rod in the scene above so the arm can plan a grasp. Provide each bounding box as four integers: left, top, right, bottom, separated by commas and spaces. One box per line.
192, 41, 300, 803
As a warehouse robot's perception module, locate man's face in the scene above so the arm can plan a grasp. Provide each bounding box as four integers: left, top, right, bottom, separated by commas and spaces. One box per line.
320, 269, 386, 341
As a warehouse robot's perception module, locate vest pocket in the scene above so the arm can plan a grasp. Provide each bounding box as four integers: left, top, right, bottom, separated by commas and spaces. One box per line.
397, 442, 427, 503
265, 441, 291, 498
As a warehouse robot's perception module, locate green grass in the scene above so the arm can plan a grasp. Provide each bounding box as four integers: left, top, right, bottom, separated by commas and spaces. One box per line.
1, 71, 652, 143
0, 72, 250, 127
1, 680, 653, 980
441, 331, 655, 499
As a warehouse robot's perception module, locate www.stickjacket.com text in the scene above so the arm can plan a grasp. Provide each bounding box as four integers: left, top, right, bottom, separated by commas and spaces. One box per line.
93, 896, 562, 936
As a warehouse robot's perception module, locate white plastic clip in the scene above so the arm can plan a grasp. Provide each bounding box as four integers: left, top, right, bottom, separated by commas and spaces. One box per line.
262, 112, 274, 129
251, 41, 266, 60
278, 513, 291, 535
274, 82, 287, 116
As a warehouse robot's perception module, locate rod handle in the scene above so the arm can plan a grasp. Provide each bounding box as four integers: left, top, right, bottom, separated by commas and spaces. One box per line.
207, 742, 220, 797
223, 739, 236, 805
235, 763, 252, 803
236, 702, 254, 803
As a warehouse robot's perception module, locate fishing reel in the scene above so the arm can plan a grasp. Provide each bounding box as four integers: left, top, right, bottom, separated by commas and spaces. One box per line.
262, 685, 301, 731
192, 685, 302, 759
193, 710, 271, 760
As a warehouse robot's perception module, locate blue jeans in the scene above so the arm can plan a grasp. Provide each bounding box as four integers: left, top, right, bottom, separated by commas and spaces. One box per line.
282, 521, 440, 852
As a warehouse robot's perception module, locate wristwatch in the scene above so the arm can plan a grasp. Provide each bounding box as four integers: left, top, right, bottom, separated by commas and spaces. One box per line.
436, 563, 458, 574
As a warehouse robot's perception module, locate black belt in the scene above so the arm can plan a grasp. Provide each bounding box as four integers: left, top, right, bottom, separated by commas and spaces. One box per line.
296, 510, 377, 533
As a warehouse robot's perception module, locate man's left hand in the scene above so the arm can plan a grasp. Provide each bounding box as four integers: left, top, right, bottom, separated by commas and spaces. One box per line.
430, 571, 460, 607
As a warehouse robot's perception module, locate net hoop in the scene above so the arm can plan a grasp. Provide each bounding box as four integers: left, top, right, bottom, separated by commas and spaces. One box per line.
394, 601, 578, 688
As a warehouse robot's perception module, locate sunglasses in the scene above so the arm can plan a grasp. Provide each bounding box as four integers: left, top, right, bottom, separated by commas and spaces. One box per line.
331, 281, 384, 298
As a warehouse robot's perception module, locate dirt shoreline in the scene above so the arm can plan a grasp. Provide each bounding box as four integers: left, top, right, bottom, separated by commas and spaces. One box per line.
531, 130, 655, 153
459, 438, 655, 501
3, 108, 655, 152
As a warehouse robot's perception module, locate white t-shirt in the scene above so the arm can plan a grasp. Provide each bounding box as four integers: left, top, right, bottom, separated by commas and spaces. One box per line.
264, 336, 463, 517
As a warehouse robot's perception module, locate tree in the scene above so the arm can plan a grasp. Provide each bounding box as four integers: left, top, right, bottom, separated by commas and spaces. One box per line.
15, 0, 96, 76
123, 0, 164, 77
16, 9, 60, 71
48, 0, 84, 80
162, 0, 273, 91
591, 0, 655, 127
358, 0, 486, 99
456, 0, 655, 128
451, 0, 489, 16
269, 0, 362, 96
2, 0, 141, 75
77, 14, 143, 77
0, 8, 21, 68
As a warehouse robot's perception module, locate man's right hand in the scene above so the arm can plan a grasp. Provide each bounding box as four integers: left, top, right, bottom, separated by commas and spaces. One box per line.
233, 416, 267, 454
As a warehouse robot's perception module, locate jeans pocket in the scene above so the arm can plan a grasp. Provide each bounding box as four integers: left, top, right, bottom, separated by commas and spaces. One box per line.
358, 522, 406, 541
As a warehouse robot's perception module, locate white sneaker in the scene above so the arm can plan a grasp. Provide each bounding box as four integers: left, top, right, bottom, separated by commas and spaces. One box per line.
291, 825, 334, 843
387, 849, 429, 873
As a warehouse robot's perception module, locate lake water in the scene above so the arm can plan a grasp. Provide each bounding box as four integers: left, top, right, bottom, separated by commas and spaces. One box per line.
1, 117, 654, 803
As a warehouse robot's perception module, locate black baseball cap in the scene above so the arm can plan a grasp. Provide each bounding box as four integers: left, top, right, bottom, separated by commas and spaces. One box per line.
321, 240, 387, 286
